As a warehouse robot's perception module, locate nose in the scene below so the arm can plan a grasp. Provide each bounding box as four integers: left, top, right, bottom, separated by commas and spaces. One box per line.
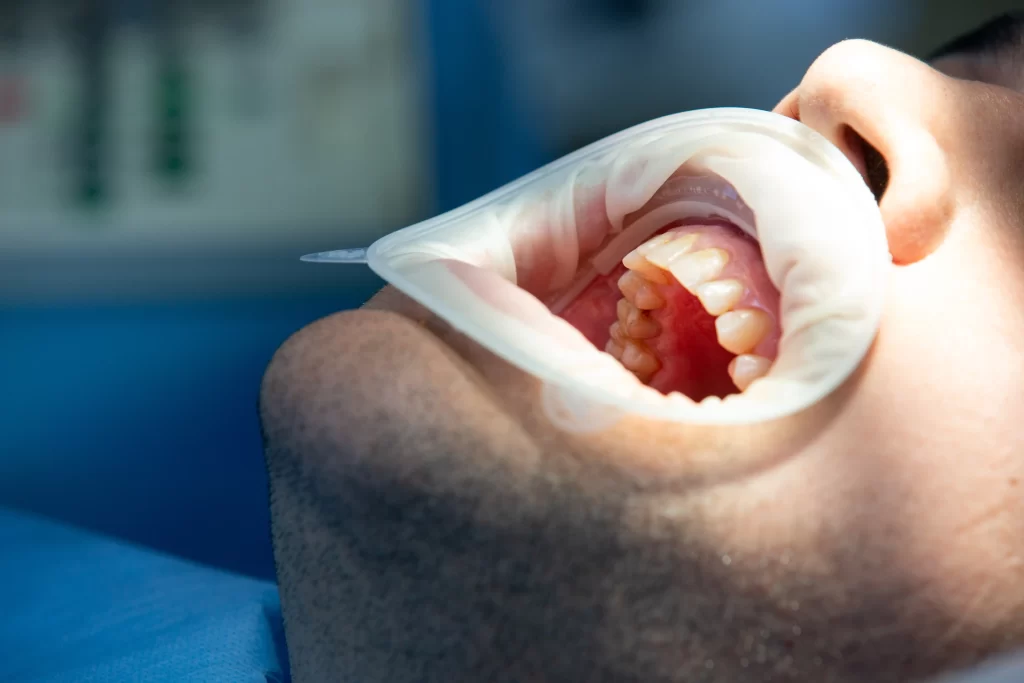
774, 39, 956, 264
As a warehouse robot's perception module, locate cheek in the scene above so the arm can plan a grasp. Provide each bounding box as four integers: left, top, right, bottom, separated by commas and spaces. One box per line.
869, 211, 1024, 467
683, 221, 1024, 629
798, 224, 1024, 612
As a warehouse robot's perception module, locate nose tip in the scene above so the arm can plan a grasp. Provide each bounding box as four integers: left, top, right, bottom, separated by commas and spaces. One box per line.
775, 39, 956, 264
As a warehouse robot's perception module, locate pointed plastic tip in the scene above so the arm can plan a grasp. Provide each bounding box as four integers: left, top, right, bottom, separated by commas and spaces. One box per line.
299, 248, 369, 264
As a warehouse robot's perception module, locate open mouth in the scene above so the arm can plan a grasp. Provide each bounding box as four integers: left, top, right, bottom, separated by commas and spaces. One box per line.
359, 109, 890, 426
545, 170, 779, 403
556, 217, 778, 402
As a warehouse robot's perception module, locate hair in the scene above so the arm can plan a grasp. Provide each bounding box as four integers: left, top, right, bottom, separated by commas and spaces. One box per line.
927, 12, 1024, 62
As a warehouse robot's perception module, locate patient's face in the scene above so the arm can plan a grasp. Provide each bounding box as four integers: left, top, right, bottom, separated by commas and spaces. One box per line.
261, 35, 1024, 683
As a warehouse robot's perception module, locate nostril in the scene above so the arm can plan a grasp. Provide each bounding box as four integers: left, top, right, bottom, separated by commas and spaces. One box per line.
842, 122, 952, 264
862, 138, 890, 204
842, 125, 890, 203
840, 126, 888, 203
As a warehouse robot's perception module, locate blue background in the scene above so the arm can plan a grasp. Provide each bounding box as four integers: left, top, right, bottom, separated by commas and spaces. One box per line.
0, 0, 546, 582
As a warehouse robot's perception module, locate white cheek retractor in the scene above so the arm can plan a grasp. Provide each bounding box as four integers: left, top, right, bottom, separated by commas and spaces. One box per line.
303, 108, 891, 432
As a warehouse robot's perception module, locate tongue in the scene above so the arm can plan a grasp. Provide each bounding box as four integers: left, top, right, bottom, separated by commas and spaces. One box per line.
556, 221, 781, 401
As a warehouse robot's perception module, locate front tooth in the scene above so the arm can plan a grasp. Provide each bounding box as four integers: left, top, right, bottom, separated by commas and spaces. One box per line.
644, 234, 699, 269
715, 308, 773, 355
636, 233, 673, 254
667, 248, 729, 291
728, 354, 772, 391
617, 299, 660, 339
621, 340, 660, 381
696, 279, 745, 316
622, 249, 671, 284
617, 271, 665, 310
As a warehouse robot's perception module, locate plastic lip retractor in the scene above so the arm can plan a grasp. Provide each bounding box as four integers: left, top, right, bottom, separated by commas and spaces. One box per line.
292, 108, 891, 431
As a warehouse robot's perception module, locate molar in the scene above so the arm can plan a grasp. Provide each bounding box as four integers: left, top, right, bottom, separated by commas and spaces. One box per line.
609, 320, 628, 343
621, 340, 660, 382
617, 299, 661, 339
605, 339, 625, 360
715, 308, 772, 355
617, 271, 665, 310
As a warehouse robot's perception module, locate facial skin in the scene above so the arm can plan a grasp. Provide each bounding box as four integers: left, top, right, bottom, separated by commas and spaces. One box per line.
259, 20, 1024, 683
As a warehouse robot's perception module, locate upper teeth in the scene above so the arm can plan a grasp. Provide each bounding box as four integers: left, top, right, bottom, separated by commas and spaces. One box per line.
616, 298, 661, 338
621, 249, 671, 284
614, 230, 775, 392
666, 248, 730, 290
715, 308, 772, 355
641, 233, 698, 268
696, 279, 745, 316
728, 354, 773, 392
606, 299, 661, 382
617, 271, 666, 310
